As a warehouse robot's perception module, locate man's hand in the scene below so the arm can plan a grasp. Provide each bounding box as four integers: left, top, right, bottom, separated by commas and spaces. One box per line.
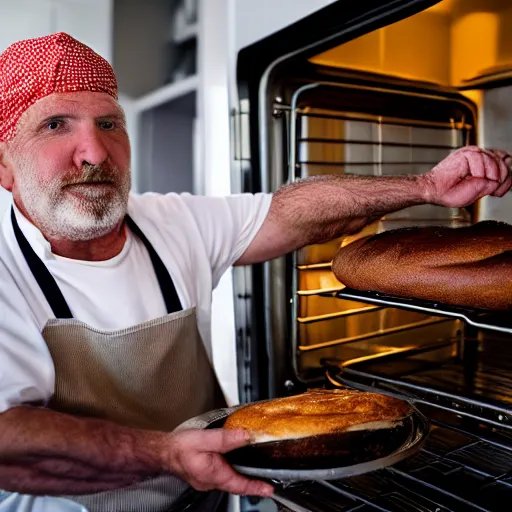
422, 146, 512, 207
164, 428, 274, 497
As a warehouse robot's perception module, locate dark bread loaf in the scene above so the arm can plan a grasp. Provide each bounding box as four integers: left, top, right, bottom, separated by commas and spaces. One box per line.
332, 221, 512, 310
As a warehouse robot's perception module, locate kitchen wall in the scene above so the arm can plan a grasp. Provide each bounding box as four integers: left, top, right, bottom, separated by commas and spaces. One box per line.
479, 85, 512, 223
233, 0, 338, 51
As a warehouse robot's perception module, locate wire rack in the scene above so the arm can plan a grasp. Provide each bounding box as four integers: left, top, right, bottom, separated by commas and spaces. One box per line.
273, 409, 512, 512
289, 92, 471, 384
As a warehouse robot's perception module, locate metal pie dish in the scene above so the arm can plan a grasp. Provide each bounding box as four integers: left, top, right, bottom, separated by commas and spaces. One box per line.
207, 401, 430, 481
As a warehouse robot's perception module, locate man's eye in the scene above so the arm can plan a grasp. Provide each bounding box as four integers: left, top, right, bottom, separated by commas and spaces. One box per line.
47, 121, 61, 130
100, 121, 115, 130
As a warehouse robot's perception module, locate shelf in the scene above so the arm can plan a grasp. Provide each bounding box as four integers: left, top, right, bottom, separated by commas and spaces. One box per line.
172, 23, 198, 44
328, 288, 512, 335
135, 75, 198, 113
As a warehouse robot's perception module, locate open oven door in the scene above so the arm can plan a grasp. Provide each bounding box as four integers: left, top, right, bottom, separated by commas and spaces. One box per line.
231, 0, 449, 404
228, 2, 512, 511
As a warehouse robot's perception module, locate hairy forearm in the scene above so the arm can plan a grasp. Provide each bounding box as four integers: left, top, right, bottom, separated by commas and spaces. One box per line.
0, 406, 168, 495
272, 174, 426, 245
236, 174, 428, 265
0, 464, 139, 495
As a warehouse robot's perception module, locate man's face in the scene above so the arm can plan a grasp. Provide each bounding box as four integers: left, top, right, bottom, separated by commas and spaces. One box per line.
1, 91, 131, 241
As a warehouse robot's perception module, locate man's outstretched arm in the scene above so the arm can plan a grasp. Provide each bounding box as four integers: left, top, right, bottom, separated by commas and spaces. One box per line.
236, 146, 512, 265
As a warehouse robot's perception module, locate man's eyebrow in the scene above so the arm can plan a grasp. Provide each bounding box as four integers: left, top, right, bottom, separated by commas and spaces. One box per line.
36, 112, 126, 124
38, 113, 78, 124
97, 111, 126, 121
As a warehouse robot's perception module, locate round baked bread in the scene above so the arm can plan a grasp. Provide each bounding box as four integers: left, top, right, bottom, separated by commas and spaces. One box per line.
223, 389, 412, 443
332, 221, 512, 311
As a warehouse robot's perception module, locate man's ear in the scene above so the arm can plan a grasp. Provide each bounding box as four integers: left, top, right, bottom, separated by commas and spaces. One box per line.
0, 142, 14, 192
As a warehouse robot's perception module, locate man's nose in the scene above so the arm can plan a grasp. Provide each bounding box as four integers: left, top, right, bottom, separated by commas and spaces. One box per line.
73, 127, 109, 168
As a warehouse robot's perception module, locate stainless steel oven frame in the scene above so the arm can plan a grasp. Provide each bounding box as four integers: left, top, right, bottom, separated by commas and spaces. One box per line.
231, 1, 512, 510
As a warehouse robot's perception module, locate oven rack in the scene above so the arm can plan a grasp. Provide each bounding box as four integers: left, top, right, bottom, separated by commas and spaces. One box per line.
330, 366, 512, 432
273, 413, 512, 512
322, 288, 512, 335
327, 416, 512, 512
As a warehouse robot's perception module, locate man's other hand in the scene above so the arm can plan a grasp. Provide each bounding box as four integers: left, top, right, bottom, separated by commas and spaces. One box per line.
422, 146, 512, 207
163, 428, 275, 497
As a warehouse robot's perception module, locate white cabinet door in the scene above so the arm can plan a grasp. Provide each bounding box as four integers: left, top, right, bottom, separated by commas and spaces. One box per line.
0, 0, 54, 52
53, 0, 113, 62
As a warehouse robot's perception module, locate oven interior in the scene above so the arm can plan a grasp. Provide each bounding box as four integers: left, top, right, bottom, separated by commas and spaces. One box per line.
234, 1, 512, 511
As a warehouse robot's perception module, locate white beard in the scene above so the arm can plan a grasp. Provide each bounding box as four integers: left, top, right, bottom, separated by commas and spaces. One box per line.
14, 159, 131, 242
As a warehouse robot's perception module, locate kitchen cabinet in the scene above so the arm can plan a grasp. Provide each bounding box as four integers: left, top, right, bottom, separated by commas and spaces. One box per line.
113, 0, 200, 195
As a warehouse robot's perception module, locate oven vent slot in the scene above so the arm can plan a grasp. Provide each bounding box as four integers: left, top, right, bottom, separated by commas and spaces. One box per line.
298, 317, 451, 352
297, 304, 383, 324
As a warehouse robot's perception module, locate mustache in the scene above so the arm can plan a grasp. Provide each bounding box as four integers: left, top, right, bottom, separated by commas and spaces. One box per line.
62, 164, 119, 186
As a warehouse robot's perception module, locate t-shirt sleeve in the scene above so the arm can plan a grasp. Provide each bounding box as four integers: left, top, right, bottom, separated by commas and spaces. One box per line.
0, 260, 54, 413
179, 193, 272, 286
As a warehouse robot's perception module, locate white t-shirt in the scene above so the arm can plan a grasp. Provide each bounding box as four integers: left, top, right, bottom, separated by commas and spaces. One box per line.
0, 191, 272, 413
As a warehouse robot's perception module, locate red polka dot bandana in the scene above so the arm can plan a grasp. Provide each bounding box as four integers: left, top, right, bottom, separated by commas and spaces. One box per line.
0, 32, 118, 142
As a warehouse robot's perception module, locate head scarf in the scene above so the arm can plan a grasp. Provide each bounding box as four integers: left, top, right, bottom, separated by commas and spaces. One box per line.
0, 32, 117, 142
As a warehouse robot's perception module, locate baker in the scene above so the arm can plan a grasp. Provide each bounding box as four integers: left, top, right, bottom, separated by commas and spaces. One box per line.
0, 32, 510, 512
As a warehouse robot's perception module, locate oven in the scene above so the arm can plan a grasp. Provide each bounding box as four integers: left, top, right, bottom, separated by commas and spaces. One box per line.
229, 1, 512, 510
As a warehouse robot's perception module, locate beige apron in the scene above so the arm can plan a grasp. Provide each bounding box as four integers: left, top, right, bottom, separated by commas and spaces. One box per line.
11, 209, 226, 512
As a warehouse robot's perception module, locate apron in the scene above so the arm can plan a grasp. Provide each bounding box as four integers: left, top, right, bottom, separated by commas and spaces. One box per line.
11, 208, 227, 512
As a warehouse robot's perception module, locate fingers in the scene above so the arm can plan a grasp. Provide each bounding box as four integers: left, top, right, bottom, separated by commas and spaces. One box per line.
484, 149, 512, 195
480, 151, 501, 182
178, 448, 274, 496
495, 156, 509, 184
220, 472, 275, 497
480, 148, 512, 183
492, 174, 512, 197
197, 454, 274, 497
166, 428, 275, 497
429, 146, 512, 206
463, 149, 486, 179
458, 147, 502, 181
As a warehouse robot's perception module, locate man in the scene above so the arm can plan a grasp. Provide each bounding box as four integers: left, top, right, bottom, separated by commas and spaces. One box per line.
0, 32, 510, 511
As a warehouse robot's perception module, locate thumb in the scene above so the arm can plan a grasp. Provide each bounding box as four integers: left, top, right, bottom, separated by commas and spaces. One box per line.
198, 428, 253, 454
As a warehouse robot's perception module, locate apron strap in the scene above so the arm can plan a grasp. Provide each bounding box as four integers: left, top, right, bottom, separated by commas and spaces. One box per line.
125, 215, 182, 314
11, 207, 73, 319
11, 207, 183, 318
